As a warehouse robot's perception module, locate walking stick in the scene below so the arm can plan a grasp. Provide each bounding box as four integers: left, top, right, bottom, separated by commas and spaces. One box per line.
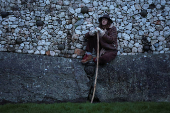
91, 31, 99, 103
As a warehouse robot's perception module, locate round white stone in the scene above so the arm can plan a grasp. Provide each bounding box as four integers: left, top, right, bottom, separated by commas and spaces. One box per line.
138, 47, 143, 53
154, 31, 160, 36
37, 46, 43, 50
132, 47, 138, 53
158, 36, 165, 41
66, 24, 72, 29
63, 1, 70, 5
128, 43, 133, 48
72, 54, 77, 58
134, 43, 140, 47
76, 43, 83, 48
123, 40, 129, 46
75, 30, 81, 34
59, 12, 65, 18
122, 33, 130, 41
75, 8, 81, 13
1, 41, 6, 44
93, 1, 98, 7
122, 6, 128, 11
28, 50, 34, 54
46, 0, 50, 4
131, 5, 136, 11
151, 40, 158, 45
139, 31, 144, 36
9, 16, 16, 21
82, 0, 90, 3
69, 7, 75, 14
82, 30, 88, 34
56, 5, 61, 10
79, 36, 84, 41
46, 42, 51, 46
142, 4, 149, 9
135, 4, 141, 10
58, 31, 63, 35
34, 50, 40, 54
148, 0, 153, 4
50, 51, 55, 56
125, 23, 132, 30
109, 5, 115, 10
40, 50, 45, 54
20, 43, 25, 47
72, 34, 79, 40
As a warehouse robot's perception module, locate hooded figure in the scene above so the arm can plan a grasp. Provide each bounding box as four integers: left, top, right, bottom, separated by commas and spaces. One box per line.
81, 14, 118, 65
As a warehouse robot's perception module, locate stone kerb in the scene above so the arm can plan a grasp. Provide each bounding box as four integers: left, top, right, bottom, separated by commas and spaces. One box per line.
0, 52, 170, 103
0, 0, 170, 58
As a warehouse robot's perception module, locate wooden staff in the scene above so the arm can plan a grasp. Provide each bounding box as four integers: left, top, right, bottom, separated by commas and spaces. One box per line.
91, 31, 99, 103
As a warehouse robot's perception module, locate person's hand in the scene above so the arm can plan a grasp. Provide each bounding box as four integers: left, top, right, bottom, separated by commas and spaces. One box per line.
89, 29, 97, 36
96, 27, 105, 36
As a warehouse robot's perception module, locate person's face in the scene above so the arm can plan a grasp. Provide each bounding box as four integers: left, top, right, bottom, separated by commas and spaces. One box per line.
102, 18, 108, 26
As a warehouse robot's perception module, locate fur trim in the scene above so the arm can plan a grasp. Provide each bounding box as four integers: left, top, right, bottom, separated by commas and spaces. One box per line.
109, 24, 114, 28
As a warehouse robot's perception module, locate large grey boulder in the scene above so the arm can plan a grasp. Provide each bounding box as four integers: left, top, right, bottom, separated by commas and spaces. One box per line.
0, 52, 90, 104
94, 54, 170, 102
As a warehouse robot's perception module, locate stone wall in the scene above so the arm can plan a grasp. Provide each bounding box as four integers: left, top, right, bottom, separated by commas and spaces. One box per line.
0, 0, 170, 58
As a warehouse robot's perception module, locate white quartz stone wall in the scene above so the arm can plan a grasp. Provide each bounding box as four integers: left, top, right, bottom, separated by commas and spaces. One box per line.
0, 0, 170, 58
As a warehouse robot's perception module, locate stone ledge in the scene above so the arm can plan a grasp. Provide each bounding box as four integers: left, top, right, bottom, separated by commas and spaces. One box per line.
94, 53, 170, 102
0, 52, 170, 104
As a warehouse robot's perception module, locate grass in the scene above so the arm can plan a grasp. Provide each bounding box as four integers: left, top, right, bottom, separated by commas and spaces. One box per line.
0, 102, 170, 113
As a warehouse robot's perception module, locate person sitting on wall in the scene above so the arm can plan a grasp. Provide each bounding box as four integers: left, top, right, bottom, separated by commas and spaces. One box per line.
81, 14, 118, 65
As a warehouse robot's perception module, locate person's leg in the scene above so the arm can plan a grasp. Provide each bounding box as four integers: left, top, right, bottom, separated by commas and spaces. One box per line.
99, 51, 117, 65
86, 36, 97, 53
81, 36, 97, 64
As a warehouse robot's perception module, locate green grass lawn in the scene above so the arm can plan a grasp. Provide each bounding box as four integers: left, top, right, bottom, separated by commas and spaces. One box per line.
0, 102, 170, 113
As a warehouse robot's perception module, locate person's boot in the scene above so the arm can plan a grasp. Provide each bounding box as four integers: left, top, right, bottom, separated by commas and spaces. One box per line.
81, 54, 93, 64
93, 57, 97, 63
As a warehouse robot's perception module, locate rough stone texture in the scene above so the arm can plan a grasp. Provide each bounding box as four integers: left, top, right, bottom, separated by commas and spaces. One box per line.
94, 53, 170, 102
0, 52, 90, 104
0, 52, 170, 104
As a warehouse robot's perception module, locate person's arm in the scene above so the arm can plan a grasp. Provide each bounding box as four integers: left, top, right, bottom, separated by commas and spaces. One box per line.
102, 26, 117, 44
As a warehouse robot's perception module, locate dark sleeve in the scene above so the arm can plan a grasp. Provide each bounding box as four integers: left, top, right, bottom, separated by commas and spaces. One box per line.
101, 26, 117, 44
85, 32, 90, 38
85, 32, 97, 39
